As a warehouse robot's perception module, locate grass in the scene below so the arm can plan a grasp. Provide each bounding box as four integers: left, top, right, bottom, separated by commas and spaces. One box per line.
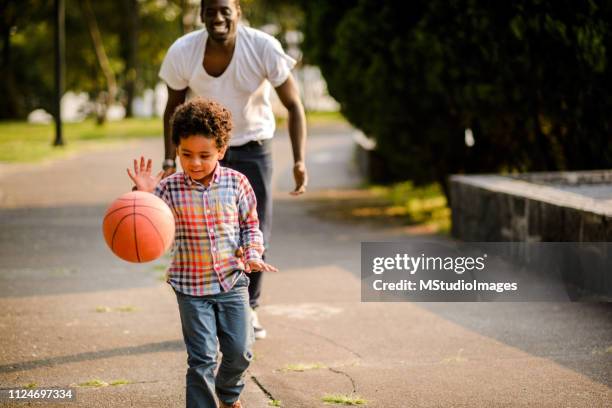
308, 181, 450, 235
280, 362, 326, 372
322, 394, 367, 405
0, 118, 161, 163
78, 379, 108, 388
370, 181, 450, 234
78, 379, 131, 387
115, 305, 137, 313
268, 400, 282, 407
109, 379, 131, 386
1, 111, 345, 164
306, 110, 345, 123
94, 305, 137, 313
276, 110, 346, 127
23, 383, 37, 389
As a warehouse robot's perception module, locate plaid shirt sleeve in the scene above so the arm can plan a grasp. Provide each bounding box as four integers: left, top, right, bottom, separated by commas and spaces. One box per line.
153, 179, 172, 209
236, 174, 264, 262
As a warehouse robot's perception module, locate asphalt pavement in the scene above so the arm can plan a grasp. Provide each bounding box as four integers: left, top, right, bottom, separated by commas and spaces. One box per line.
0, 123, 610, 407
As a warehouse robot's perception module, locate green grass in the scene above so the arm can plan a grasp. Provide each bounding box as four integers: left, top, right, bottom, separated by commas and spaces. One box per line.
268, 400, 282, 407
276, 110, 346, 127
109, 379, 131, 386
306, 110, 345, 123
371, 181, 451, 234
23, 383, 37, 389
94, 305, 137, 313
115, 305, 137, 313
0, 118, 161, 163
77, 378, 131, 387
322, 394, 367, 405
78, 379, 108, 388
280, 362, 326, 372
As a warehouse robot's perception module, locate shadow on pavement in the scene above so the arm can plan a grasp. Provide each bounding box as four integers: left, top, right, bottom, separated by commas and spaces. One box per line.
0, 340, 184, 374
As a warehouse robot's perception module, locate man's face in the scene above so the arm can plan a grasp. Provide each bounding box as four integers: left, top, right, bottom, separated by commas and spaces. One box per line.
201, 0, 240, 44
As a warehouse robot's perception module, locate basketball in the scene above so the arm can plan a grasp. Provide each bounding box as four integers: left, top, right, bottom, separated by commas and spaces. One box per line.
102, 191, 175, 263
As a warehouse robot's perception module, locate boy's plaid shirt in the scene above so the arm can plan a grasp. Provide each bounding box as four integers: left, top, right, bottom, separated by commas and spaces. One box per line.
154, 164, 263, 296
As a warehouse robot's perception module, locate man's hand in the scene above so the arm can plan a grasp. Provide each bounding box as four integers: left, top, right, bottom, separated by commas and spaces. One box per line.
291, 161, 308, 196
127, 156, 163, 193
162, 166, 176, 178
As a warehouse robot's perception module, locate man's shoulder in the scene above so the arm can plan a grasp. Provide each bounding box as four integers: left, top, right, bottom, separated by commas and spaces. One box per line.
240, 25, 279, 47
170, 29, 206, 52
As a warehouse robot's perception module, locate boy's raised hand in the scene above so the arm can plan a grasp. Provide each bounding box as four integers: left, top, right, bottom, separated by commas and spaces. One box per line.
127, 156, 164, 193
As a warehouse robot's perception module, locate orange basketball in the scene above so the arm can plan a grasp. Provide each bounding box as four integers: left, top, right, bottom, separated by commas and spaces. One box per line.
102, 191, 175, 263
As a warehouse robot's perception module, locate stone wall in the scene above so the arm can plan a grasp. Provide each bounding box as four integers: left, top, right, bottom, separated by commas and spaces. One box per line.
450, 172, 612, 242
449, 171, 612, 299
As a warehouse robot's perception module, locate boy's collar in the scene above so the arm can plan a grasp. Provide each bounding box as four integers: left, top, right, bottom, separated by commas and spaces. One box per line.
183, 163, 221, 187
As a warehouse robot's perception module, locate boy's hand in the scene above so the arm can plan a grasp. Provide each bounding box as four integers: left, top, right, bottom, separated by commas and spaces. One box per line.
127, 156, 164, 193
246, 259, 278, 273
235, 247, 277, 272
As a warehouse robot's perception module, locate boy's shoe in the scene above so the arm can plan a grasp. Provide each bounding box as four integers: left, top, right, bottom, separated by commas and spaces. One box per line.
251, 308, 267, 340
220, 400, 242, 408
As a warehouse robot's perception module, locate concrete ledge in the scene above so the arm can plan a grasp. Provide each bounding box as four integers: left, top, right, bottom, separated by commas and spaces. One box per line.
450, 171, 612, 242
450, 171, 612, 298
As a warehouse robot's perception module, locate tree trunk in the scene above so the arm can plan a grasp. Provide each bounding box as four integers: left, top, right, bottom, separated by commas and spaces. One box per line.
0, 1, 21, 118
79, 0, 117, 124
121, 0, 138, 118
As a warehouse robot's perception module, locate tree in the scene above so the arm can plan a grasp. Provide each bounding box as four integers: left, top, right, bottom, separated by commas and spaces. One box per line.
299, 0, 612, 198
0, 0, 182, 120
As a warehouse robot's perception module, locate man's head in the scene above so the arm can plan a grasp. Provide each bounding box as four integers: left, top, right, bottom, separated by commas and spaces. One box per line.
170, 98, 232, 183
200, 0, 241, 44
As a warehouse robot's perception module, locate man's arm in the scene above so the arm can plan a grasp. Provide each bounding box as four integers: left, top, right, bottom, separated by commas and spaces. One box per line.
163, 86, 188, 177
275, 75, 308, 195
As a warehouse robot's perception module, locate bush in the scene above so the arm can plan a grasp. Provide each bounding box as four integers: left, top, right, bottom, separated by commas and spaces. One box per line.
299, 0, 612, 198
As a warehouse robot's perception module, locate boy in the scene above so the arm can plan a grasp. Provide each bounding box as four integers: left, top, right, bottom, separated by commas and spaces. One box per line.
128, 98, 277, 408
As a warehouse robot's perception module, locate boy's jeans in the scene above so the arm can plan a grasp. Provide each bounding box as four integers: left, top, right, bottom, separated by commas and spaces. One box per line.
174, 273, 254, 407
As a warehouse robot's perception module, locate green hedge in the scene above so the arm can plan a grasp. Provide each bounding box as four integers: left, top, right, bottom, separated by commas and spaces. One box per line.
299, 0, 612, 197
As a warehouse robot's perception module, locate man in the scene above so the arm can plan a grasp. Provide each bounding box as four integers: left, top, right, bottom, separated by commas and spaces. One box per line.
159, 0, 307, 340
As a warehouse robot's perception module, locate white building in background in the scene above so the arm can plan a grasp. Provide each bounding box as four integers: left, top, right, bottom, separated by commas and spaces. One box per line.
28, 91, 90, 124
27, 91, 126, 123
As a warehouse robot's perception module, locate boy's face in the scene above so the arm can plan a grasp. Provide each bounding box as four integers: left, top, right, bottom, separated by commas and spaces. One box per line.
177, 135, 227, 184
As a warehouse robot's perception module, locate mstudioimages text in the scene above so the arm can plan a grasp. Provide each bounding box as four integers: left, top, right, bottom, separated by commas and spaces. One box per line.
372, 253, 487, 275
370, 253, 518, 294
372, 279, 518, 293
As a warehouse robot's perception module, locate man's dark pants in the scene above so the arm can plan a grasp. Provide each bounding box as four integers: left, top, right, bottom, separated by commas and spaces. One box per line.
220, 140, 272, 309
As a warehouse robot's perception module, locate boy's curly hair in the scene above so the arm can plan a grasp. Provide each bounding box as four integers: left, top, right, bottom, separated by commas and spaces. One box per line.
170, 98, 232, 149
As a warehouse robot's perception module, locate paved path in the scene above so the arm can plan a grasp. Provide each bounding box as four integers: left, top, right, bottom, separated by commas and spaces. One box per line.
0, 124, 610, 407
